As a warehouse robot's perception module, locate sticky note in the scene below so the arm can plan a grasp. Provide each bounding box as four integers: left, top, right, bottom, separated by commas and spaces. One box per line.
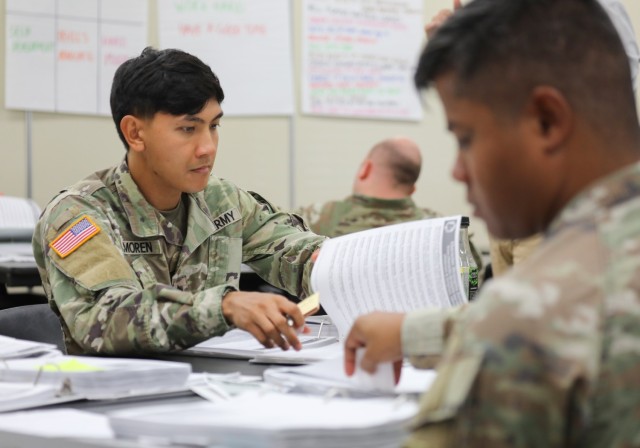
41, 358, 104, 372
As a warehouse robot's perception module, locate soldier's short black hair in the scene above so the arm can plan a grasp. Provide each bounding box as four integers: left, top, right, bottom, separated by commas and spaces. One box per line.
415, 0, 638, 138
110, 47, 225, 150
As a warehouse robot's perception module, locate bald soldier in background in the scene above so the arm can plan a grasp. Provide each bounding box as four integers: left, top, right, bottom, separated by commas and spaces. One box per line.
298, 137, 439, 237
298, 137, 483, 271
33, 47, 324, 356
344, 0, 640, 445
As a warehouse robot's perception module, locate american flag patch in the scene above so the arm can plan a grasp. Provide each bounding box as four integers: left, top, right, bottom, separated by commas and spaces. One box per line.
49, 215, 101, 259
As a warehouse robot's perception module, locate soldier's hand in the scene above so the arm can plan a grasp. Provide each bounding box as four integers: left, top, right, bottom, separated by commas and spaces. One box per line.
344, 312, 405, 383
425, 0, 463, 39
222, 291, 308, 351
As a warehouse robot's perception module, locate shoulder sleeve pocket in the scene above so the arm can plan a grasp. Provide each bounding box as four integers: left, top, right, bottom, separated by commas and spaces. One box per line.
49, 230, 138, 291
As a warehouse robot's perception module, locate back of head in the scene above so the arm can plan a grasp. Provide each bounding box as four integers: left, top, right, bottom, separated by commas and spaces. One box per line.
368, 137, 422, 189
415, 0, 639, 143
360, 138, 422, 197
110, 47, 225, 149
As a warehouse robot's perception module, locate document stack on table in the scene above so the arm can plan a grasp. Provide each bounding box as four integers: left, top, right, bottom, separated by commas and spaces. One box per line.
186, 217, 466, 364
0, 353, 193, 412
264, 355, 437, 398
109, 390, 419, 448
0, 334, 62, 359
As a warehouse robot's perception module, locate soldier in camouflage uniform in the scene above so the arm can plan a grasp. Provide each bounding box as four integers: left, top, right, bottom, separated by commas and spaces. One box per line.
344, 0, 640, 446
297, 137, 439, 237
32, 47, 325, 355
297, 137, 483, 270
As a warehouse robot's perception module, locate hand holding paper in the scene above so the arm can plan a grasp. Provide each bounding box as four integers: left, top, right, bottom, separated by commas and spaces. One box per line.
344, 312, 405, 383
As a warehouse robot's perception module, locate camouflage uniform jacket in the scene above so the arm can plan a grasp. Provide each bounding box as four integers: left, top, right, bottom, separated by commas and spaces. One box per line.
297, 194, 439, 238
33, 159, 325, 355
297, 194, 483, 271
401, 161, 640, 447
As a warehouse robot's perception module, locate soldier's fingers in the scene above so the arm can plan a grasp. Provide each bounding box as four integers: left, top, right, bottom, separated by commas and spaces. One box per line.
259, 314, 290, 351
393, 360, 403, 385
453, 0, 463, 10
245, 323, 273, 349
267, 311, 300, 351
344, 328, 365, 376
279, 298, 305, 329
359, 349, 378, 374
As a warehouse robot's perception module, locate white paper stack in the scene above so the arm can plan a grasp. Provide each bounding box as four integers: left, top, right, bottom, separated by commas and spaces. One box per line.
109, 391, 418, 448
186, 327, 340, 365
264, 355, 437, 398
0, 355, 192, 400
0, 335, 62, 359
0, 383, 78, 413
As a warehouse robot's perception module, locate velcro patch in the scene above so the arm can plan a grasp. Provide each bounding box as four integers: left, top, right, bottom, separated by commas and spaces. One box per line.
49, 215, 101, 259
212, 208, 240, 233
122, 240, 162, 255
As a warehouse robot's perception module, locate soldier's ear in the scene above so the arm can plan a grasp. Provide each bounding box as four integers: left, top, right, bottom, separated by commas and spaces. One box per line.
358, 160, 373, 180
120, 115, 146, 153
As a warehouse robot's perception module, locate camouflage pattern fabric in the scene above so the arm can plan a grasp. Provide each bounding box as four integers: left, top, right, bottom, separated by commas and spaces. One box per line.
297, 194, 439, 238
297, 194, 483, 271
402, 162, 640, 447
489, 233, 544, 276
33, 159, 325, 355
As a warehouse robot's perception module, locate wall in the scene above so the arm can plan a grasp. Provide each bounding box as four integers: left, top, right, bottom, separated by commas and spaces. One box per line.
2, 0, 640, 252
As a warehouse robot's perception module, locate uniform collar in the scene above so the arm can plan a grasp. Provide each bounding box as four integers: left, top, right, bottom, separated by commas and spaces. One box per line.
350, 194, 416, 209
546, 161, 640, 238
113, 158, 217, 249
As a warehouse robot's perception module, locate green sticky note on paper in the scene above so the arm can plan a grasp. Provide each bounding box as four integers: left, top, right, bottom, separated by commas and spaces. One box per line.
41, 358, 104, 372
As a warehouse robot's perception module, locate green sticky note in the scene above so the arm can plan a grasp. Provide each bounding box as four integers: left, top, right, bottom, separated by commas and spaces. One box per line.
41, 358, 104, 372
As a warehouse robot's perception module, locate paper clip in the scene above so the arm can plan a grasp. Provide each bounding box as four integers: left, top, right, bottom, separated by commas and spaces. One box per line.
33, 362, 73, 397
316, 320, 325, 338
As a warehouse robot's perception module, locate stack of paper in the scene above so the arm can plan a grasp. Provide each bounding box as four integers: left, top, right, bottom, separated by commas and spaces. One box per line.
109, 391, 418, 447
0, 383, 79, 412
0, 196, 41, 247
0, 409, 114, 441
0, 355, 192, 400
186, 327, 340, 365
264, 356, 437, 398
0, 335, 62, 359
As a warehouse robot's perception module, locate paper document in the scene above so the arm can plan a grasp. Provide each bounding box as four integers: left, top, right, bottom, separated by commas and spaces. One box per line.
109, 391, 418, 448
0, 409, 114, 439
312, 216, 466, 340
0, 196, 41, 229
0, 383, 79, 413
0, 335, 62, 359
0, 355, 192, 399
186, 327, 339, 364
264, 354, 437, 397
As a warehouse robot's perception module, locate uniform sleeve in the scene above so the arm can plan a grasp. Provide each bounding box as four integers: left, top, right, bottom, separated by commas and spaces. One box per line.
238, 190, 326, 298
405, 276, 599, 448
402, 306, 466, 369
33, 196, 234, 355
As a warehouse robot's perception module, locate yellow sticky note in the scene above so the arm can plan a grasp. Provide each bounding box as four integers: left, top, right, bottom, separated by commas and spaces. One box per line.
298, 293, 320, 317
41, 358, 104, 372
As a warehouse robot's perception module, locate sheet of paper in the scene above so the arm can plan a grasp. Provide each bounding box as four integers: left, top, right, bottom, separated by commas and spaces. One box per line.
311, 217, 465, 339
0, 409, 114, 438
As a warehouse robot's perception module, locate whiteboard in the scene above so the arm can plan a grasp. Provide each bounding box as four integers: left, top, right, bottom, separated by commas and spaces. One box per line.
4, 0, 148, 115
158, 0, 294, 116
302, 0, 424, 121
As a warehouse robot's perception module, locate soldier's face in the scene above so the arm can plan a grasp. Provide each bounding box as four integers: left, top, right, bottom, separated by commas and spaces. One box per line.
136, 100, 223, 205
435, 73, 551, 239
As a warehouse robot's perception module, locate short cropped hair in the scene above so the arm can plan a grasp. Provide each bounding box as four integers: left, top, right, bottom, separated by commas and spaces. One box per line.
371, 141, 421, 187
415, 0, 638, 138
110, 47, 225, 149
